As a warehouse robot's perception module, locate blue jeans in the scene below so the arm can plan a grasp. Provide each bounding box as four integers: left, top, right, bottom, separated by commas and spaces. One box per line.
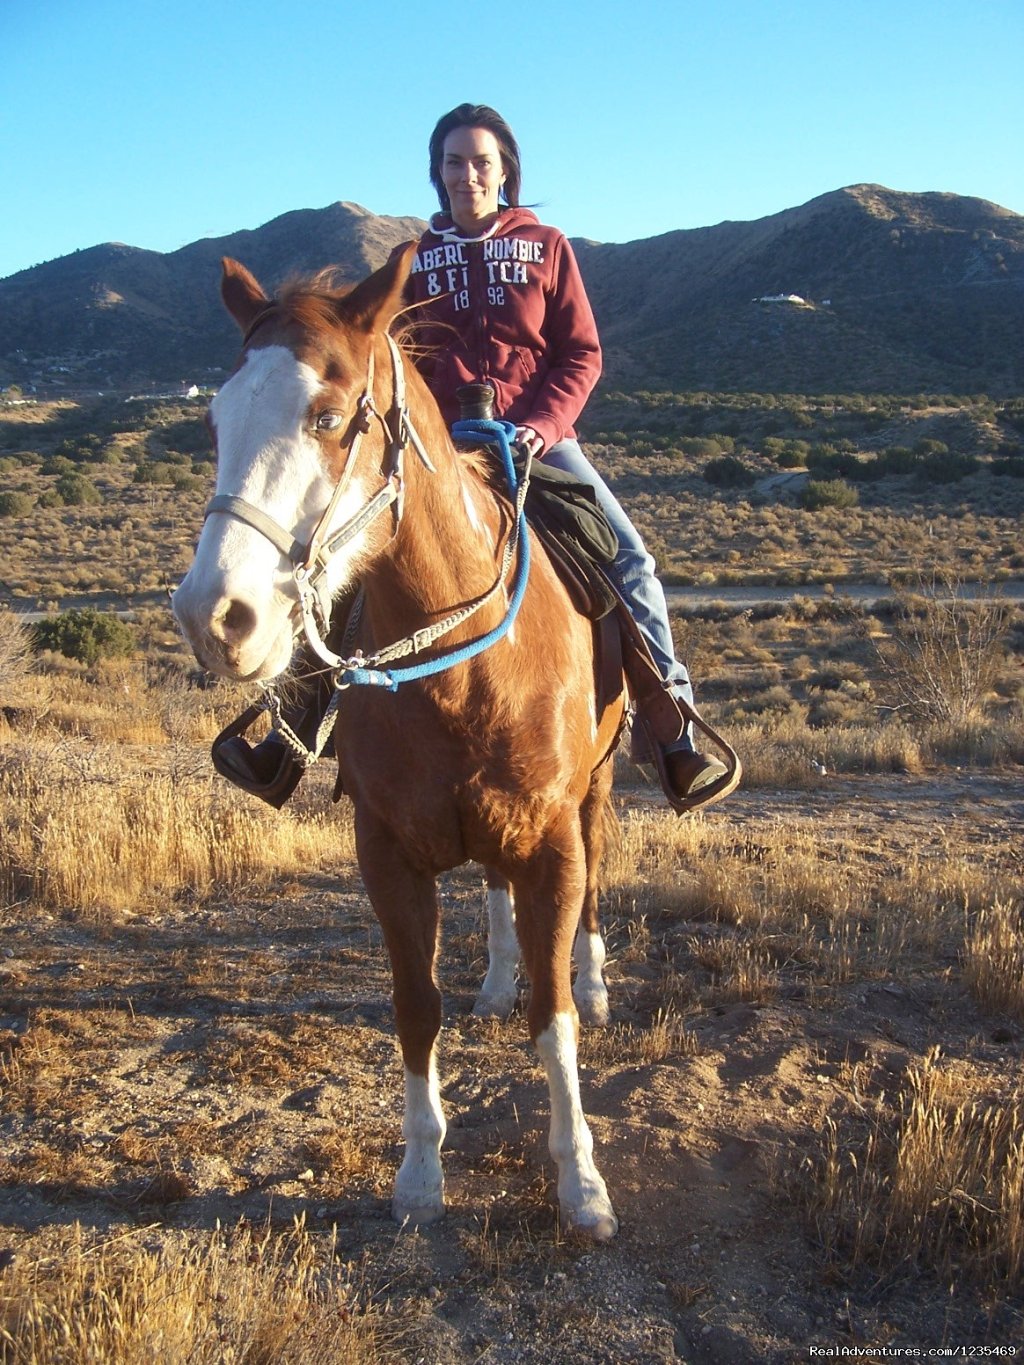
543, 439, 694, 752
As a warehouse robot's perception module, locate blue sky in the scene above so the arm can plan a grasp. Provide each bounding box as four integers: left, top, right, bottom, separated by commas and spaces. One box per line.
2, 0, 1022, 280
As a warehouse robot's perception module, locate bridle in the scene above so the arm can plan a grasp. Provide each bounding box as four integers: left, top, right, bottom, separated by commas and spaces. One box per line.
203, 333, 438, 670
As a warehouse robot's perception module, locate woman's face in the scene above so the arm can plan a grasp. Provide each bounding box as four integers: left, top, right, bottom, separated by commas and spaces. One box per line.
441, 126, 506, 232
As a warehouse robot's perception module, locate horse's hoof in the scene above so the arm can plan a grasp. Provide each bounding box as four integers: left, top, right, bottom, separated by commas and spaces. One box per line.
472, 990, 517, 1021
562, 1207, 619, 1242
392, 1197, 446, 1228
573, 991, 610, 1028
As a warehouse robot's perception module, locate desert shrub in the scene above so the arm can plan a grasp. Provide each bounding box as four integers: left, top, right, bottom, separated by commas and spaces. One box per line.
133, 461, 180, 485
0, 609, 34, 689
56, 433, 105, 462
878, 446, 920, 476
705, 433, 735, 454
41, 455, 77, 477
918, 451, 979, 483
776, 441, 810, 468
678, 436, 727, 458
36, 488, 65, 509
160, 416, 210, 453
798, 479, 859, 511
88, 442, 123, 464
32, 608, 136, 665
55, 473, 101, 506
807, 450, 879, 482
867, 577, 1010, 724
172, 472, 206, 493
703, 455, 755, 488
0, 491, 34, 517
990, 458, 1024, 479
809, 663, 866, 690
913, 438, 949, 457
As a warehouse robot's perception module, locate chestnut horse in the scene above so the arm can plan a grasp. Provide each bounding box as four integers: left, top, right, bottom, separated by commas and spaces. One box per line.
172, 246, 624, 1238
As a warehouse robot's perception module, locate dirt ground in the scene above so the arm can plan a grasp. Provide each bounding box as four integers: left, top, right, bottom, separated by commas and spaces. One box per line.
1, 769, 1023, 1363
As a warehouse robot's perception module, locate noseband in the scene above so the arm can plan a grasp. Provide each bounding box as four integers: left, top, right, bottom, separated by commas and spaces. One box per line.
203, 334, 437, 668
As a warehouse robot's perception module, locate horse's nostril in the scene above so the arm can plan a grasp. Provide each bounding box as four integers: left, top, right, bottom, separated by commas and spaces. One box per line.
217, 597, 258, 644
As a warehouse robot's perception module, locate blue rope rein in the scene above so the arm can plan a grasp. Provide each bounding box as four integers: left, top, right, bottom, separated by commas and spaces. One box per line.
334, 419, 530, 691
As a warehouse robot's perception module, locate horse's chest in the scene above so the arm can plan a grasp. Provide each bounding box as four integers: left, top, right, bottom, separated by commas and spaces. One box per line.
339, 723, 547, 868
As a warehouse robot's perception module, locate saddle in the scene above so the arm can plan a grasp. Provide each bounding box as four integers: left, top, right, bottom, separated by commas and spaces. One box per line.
522, 478, 740, 814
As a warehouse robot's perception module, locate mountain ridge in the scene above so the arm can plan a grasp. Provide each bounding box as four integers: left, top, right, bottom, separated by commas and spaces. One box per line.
2, 186, 1021, 395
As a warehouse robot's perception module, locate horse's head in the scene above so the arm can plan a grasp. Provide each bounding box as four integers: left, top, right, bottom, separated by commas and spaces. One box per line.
173, 246, 417, 680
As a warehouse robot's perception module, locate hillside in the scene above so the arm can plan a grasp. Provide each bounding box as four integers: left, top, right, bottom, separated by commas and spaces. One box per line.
0, 203, 427, 389
0, 186, 1022, 395
576, 185, 1024, 393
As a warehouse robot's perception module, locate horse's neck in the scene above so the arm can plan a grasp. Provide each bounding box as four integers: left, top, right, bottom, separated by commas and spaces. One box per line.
364, 434, 511, 645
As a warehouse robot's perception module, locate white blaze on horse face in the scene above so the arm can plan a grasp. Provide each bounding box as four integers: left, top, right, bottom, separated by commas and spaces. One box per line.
177, 346, 369, 677
535, 1012, 618, 1239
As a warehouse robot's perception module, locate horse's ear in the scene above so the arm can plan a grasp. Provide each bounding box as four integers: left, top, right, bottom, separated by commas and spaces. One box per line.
221, 258, 270, 333
337, 242, 418, 333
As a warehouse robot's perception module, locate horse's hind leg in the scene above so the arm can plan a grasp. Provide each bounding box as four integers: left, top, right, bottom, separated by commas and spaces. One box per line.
473, 867, 519, 1019
512, 810, 618, 1240
573, 760, 614, 1027
355, 811, 446, 1226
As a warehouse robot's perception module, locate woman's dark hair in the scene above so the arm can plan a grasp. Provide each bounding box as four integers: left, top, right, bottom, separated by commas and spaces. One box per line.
428, 103, 522, 213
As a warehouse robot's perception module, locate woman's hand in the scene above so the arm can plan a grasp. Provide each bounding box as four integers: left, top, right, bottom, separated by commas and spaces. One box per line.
514, 426, 545, 459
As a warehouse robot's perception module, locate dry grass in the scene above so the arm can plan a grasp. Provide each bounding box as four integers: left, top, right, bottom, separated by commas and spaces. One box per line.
963, 902, 1024, 1020
0, 748, 354, 914
0, 655, 355, 915
0, 1219, 405, 1364
601, 795, 1021, 1017
582, 1007, 700, 1068
804, 1050, 1024, 1291
0, 547, 1021, 1349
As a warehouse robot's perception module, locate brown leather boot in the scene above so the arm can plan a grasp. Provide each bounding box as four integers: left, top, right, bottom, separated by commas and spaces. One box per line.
664, 749, 728, 799
658, 745, 741, 813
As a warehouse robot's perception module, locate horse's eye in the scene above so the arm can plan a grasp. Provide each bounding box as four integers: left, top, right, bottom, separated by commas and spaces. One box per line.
315, 411, 343, 432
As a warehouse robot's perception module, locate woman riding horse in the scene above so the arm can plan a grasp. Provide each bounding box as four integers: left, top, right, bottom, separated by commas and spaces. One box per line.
216, 102, 734, 811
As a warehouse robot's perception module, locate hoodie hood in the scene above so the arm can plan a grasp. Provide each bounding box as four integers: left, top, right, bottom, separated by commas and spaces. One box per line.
427, 207, 542, 244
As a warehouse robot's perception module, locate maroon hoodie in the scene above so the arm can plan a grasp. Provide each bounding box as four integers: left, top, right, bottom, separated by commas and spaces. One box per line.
404, 207, 602, 453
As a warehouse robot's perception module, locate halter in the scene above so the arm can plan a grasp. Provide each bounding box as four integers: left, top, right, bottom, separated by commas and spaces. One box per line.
203, 334, 531, 765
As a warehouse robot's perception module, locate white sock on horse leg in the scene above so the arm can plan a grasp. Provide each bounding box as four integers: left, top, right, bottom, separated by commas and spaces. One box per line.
573, 929, 610, 1026
392, 1055, 446, 1225
474, 885, 519, 1019
534, 1012, 617, 1240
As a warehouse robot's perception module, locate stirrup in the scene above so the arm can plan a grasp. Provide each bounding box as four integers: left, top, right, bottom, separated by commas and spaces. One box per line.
210, 704, 305, 809
630, 707, 742, 815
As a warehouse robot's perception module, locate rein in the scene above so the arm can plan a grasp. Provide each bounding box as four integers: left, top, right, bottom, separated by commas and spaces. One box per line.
203, 336, 531, 767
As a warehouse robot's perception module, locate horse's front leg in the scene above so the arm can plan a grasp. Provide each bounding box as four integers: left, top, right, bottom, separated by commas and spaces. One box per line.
474, 866, 519, 1019
355, 810, 446, 1226
511, 811, 618, 1241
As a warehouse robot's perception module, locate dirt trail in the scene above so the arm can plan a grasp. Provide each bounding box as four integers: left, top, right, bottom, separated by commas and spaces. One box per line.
1, 770, 1022, 1361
